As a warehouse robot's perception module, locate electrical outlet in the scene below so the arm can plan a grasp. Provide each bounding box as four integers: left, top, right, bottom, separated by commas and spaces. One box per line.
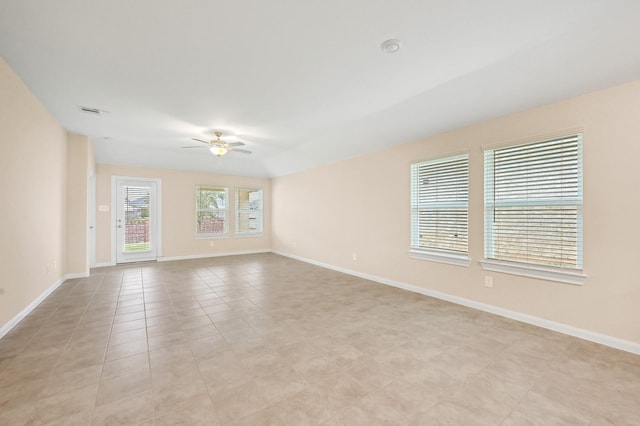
484, 276, 493, 288
210, 241, 215, 247
292, 241, 297, 248
352, 252, 357, 261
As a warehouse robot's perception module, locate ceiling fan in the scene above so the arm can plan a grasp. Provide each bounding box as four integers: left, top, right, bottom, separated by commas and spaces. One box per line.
182, 131, 252, 157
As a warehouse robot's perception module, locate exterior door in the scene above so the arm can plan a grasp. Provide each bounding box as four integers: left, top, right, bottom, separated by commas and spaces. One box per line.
115, 179, 158, 263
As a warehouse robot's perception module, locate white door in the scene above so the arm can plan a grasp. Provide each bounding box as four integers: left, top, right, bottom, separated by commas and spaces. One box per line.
115, 179, 158, 263
89, 174, 96, 268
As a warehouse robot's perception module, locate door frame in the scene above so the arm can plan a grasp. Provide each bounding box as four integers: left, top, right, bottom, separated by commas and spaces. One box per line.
111, 176, 162, 264
89, 173, 96, 268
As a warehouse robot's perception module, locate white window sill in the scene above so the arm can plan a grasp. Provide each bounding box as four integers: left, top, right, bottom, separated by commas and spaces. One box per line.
409, 249, 471, 267
235, 232, 264, 238
195, 233, 229, 240
479, 260, 586, 286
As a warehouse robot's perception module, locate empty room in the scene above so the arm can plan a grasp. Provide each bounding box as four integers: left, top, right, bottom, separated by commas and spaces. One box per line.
1, 1, 639, 425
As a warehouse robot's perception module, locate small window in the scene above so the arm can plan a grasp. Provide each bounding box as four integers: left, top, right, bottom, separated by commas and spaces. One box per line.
484, 134, 583, 269
235, 188, 263, 235
195, 185, 228, 237
410, 154, 469, 256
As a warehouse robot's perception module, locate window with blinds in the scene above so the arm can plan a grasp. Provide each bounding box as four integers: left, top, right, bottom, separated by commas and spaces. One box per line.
235, 188, 263, 235
123, 185, 151, 252
484, 135, 583, 269
411, 154, 469, 255
195, 185, 228, 236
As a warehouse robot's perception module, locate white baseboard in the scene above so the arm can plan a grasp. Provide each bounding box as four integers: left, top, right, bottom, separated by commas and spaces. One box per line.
65, 272, 90, 279
9, 250, 638, 355
158, 249, 272, 262
273, 250, 640, 355
92, 250, 272, 267
0, 276, 66, 340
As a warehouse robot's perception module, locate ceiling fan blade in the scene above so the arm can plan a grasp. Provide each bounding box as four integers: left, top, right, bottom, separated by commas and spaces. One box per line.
227, 141, 245, 147
181, 145, 209, 149
230, 148, 252, 154
192, 138, 211, 145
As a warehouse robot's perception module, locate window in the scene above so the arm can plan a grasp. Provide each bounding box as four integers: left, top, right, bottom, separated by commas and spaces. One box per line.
235, 188, 263, 235
410, 154, 469, 260
484, 134, 583, 270
195, 185, 228, 237
122, 185, 151, 252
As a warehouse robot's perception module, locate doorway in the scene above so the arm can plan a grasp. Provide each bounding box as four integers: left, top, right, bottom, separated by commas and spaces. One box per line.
89, 174, 96, 268
113, 178, 160, 263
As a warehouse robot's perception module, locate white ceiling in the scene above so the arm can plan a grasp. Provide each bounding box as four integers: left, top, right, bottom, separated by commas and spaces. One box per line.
1, 1, 640, 177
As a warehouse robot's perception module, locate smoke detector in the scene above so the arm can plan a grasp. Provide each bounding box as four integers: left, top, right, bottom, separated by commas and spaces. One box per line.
381, 39, 402, 53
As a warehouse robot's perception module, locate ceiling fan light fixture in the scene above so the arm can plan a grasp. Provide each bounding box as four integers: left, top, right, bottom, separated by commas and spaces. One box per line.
209, 146, 228, 157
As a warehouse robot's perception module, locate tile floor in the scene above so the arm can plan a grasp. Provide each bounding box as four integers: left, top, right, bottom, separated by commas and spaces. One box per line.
0, 253, 639, 425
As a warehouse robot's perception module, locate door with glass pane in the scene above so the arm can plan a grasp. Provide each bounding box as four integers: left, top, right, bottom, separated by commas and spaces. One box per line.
115, 179, 158, 263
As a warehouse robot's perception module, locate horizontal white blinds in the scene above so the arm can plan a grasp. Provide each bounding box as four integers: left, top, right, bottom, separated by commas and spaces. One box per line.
236, 188, 263, 234
411, 154, 469, 254
484, 135, 583, 269
123, 185, 151, 253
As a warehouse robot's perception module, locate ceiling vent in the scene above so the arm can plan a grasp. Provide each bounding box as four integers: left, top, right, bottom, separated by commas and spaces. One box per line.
79, 106, 102, 116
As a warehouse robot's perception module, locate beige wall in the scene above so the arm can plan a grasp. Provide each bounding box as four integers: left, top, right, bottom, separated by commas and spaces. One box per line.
272, 80, 640, 344
65, 133, 94, 276
2, 50, 638, 347
95, 164, 271, 264
0, 58, 68, 328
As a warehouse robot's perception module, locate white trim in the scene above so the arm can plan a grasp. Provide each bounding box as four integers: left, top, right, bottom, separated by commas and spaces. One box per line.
155, 180, 163, 256
480, 260, 586, 286
483, 134, 583, 271
234, 187, 264, 235
158, 249, 271, 262
410, 154, 469, 254
112, 176, 162, 264
93, 261, 116, 268
0, 277, 66, 339
110, 177, 116, 265
65, 272, 90, 279
480, 127, 584, 152
194, 233, 230, 240
234, 232, 264, 238
408, 249, 471, 267
408, 149, 470, 166
196, 185, 230, 238
272, 250, 639, 355
89, 174, 97, 268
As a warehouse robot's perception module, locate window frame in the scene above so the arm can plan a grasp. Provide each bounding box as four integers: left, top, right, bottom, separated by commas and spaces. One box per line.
409, 153, 470, 266
481, 134, 586, 285
195, 185, 229, 239
235, 187, 264, 236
